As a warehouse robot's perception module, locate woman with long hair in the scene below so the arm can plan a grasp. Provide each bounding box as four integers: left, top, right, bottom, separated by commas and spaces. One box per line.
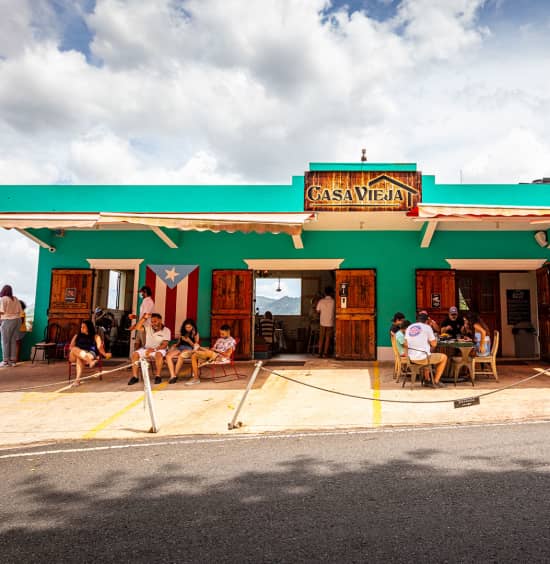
467, 312, 491, 356
0, 285, 23, 367
69, 319, 111, 386
166, 318, 200, 384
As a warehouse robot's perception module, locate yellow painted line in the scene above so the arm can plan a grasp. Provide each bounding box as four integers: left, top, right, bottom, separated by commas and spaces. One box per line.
83, 381, 169, 439
372, 361, 382, 426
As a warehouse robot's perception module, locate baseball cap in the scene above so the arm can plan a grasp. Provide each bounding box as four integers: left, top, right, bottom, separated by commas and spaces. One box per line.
417, 312, 429, 322
449, 306, 458, 314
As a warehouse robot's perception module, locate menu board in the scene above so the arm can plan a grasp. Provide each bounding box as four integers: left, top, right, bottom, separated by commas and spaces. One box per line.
506, 289, 531, 325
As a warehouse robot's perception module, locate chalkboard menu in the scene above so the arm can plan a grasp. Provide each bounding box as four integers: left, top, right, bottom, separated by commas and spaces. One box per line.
506, 289, 531, 325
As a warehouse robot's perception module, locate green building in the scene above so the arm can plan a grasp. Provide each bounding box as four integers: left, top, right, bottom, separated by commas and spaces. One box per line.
2, 161, 549, 361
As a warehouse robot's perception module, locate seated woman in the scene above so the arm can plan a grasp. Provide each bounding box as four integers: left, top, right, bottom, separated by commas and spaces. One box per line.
166, 318, 200, 384
69, 320, 111, 386
467, 312, 491, 357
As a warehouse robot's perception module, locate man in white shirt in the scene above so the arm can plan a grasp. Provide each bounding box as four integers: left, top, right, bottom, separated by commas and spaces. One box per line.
405, 312, 447, 387
128, 313, 171, 386
129, 285, 155, 349
316, 286, 335, 358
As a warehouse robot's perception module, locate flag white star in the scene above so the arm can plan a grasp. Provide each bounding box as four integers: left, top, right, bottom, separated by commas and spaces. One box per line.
164, 267, 181, 282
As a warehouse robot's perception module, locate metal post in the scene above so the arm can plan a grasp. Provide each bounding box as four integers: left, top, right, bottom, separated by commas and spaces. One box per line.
140, 358, 160, 433
228, 360, 263, 430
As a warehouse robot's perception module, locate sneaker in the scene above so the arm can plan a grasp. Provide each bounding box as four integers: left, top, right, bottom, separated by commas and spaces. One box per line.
154, 376, 162, 385
168, 377, 178, 384
434, 381, 447, 388
8, 361, 16, 367
127, 376, 139, 386
0, 361, 9, 368
185, 379, 201, 386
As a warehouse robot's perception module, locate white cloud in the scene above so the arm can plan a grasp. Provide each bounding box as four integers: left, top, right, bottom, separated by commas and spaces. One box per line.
1, 0, 550, 299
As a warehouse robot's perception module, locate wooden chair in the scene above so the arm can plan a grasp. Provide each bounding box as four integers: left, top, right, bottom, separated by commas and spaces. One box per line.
390, 333, 409, 383
471, 330, 499, 383
199, 337, 246, 383
32, 323, 61, 364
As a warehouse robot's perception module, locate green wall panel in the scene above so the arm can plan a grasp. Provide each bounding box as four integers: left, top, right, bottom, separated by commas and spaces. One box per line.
28, 228, 550, 357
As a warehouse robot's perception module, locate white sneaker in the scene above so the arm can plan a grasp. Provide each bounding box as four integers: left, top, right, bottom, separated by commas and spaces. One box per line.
0, 361, 9, 368
8, 361, 16, 367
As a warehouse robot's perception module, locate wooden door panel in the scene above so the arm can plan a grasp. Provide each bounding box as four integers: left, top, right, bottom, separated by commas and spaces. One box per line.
416, 269, 456, 325
335, 270, 376, 360
48, 269, 94, 342
211, 270, 253, 360
536, 265, 550, 360
335, 316, 376, 360
211, 270, 253, 315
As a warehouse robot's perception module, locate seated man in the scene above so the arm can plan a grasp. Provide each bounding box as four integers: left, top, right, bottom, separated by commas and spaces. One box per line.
187, 324, 236, 386
404, 312, 447, 388
128, 313, 171, 386
259, 311, 275, 346
440, 306, 465, 338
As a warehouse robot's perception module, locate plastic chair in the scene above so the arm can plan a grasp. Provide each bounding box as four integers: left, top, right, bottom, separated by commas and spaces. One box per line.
32, 323, 61, 364
471, 330, 499, 383
199, 337, 246, 382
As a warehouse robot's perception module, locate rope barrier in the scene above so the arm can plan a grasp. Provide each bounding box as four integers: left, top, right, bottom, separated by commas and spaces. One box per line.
0, 361, 136, 393
259, 365, 550, 405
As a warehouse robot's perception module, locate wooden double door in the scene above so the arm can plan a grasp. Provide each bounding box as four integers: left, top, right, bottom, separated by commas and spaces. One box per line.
417, 267, 550, 358
211, 269, 376, 360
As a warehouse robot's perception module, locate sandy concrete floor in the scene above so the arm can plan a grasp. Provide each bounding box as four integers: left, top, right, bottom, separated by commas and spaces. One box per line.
0, 356, 549, 447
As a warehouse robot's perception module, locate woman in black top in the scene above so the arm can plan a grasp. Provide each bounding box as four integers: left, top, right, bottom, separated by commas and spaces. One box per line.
166, 318, 200, 383
69, 320, 110, 386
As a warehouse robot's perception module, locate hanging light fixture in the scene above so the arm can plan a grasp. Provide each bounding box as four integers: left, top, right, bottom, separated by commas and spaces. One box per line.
276, 278, 282, 292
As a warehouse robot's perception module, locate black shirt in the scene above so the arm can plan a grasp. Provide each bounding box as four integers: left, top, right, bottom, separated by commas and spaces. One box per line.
440, 316, 464, 338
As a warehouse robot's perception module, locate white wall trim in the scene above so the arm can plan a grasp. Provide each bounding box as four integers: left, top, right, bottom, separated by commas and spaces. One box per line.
377, 346, 394, 362
86, 259, 144, 325
445, 259, 546, 271
244, 258, 344, 270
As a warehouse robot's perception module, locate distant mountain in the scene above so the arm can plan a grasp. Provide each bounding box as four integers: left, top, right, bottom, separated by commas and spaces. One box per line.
256, 295, 301, 315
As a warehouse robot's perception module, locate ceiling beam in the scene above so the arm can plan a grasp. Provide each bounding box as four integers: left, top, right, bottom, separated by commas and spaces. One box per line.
150, 226, 178, 249
420, 221, 438, 248
14, 228, 56, 253
292, 234, 304, 249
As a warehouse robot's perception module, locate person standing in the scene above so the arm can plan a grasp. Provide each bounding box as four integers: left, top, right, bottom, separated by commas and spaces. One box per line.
316, 286, 335, 358
0, 285, 23, 367
129, 285, 155, 350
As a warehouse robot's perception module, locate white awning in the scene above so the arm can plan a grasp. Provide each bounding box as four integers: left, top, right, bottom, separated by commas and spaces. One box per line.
0, 212, 315, 236
418, 204, 550, 219
99, 212, 315, 236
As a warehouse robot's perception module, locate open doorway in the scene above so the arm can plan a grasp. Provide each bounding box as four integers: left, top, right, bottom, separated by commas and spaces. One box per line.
253, 270, 335, 358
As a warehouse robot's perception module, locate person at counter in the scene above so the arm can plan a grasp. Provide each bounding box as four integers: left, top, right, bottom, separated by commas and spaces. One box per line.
404, 312, 447, 388
440, 306, 465, 338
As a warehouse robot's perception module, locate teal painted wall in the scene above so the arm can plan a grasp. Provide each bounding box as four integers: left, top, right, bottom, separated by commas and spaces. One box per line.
28, 228, 550, 357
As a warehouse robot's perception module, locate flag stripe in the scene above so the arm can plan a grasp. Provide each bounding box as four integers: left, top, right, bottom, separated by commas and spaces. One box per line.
174, 276, 188, 338
187, 267, 199, 323
144, 265, 199, 340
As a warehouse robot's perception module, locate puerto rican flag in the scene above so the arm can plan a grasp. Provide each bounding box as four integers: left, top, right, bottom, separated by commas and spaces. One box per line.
145, 265, 199, 338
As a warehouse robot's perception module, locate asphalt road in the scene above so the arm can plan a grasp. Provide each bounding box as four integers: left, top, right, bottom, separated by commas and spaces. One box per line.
1, 422, 550, 563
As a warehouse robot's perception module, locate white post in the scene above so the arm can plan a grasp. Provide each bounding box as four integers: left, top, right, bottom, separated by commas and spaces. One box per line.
140, 358, 160, 433
228, 361, 263, 430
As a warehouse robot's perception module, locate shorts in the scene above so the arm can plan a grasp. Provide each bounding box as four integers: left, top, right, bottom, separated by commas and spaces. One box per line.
136, 347, 167, 358
177, 344, 193, 352
411, 352, 445, 365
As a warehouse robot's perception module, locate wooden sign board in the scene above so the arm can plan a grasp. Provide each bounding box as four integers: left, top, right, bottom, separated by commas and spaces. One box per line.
304, 170, 421, 212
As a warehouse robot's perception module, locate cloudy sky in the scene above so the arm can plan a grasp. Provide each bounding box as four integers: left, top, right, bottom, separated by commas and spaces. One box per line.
1, 0, 550, 306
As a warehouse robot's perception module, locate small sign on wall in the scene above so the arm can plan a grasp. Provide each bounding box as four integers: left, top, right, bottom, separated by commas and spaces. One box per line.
64, 287, 77, 303
431, 293, 441, 309
506, 289, 531, 325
